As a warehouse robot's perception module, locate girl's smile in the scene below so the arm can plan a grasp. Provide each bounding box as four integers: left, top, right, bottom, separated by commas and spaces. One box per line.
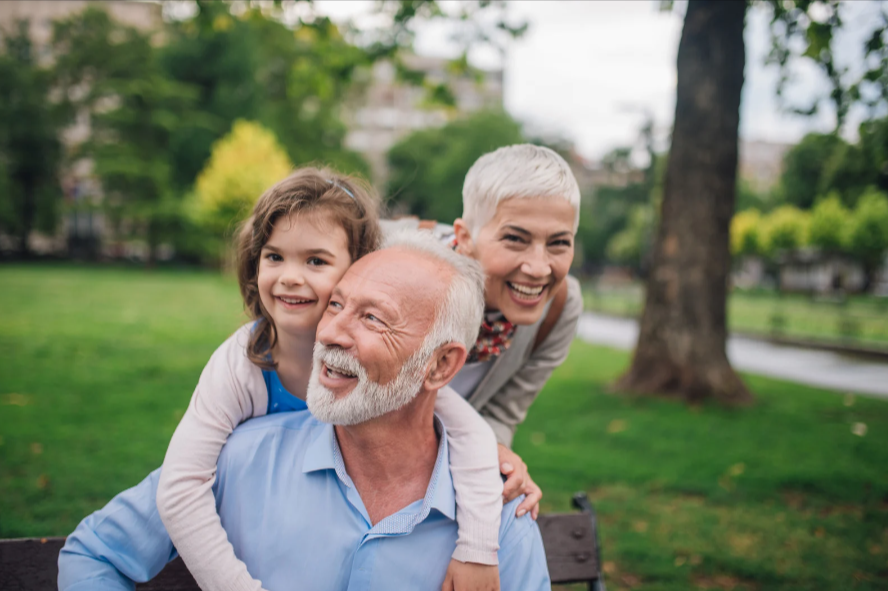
258, 211, 352, 340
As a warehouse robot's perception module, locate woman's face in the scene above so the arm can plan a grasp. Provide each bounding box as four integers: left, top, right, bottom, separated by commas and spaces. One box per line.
258, 211, 352, 341
455, 197, 576, 326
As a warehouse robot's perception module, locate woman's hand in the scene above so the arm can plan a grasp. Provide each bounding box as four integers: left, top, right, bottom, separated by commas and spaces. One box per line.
441, 559, 499, 591
498, 444, 542, 520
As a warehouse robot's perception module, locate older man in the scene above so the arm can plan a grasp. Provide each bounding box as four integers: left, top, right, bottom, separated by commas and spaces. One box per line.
58, 232, 550, 591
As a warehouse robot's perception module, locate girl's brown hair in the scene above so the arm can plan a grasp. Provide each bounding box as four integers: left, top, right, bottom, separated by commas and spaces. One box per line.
236, 167, 382, 369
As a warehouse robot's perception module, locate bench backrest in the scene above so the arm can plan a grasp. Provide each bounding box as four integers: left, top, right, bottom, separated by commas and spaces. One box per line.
0, 494, 602, 590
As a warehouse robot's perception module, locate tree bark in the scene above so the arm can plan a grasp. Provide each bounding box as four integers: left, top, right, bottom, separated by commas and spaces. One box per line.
616, 0, 752, 404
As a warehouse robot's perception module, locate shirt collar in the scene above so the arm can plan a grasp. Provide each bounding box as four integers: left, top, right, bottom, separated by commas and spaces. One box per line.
302, 415, 456, 522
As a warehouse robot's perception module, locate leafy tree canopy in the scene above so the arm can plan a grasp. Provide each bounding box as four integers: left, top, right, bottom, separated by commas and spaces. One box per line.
385, 109, 524, 222
194, 120, 293, 237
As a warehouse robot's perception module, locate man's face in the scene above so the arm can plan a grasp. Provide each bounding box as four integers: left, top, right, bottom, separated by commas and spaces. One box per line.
306, 248, 451, 424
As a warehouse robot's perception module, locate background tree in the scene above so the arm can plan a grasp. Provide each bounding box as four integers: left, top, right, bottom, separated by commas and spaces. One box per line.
730, 209, 762, 258
845, 187, 888, 291
760, 205, 810, 260
808, 193, 849, 253
778, 133, 845, 209
385, 109, 523, 221
616, 1, 751, 404
193, 120, 293, 248
0, 20, 70, 258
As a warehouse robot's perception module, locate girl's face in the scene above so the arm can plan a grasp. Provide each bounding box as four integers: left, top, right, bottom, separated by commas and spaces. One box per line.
258, 211, 352, 341
455, 197, 575, 326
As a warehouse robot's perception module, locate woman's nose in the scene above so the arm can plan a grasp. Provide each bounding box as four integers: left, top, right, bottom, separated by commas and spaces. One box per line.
520, 246, 550, 278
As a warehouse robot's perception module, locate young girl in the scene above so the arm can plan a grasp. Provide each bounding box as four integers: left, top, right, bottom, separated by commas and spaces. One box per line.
156, 168, 504, 591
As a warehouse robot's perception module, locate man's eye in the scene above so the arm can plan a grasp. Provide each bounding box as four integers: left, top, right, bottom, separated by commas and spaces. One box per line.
366, 314, 380, 323
328, 300, 343, 310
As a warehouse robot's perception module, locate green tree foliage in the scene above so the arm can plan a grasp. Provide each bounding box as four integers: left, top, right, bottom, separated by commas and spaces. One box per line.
760, 205, 810, 258
161, 2, 370, 187
385, 110, 524, 221
53, 9, 200, 264
778, 132, 845, 209
0, 20, 71, 256
808, 193, 849, 252
605, 203, 655, 270
845, 187, 888, 290
730, 209, 762, 258
193, 120, 293, 238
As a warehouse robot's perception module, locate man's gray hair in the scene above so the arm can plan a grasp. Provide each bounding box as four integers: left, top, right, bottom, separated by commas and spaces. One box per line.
383, 230, 485, 353
462, 143, 581, 236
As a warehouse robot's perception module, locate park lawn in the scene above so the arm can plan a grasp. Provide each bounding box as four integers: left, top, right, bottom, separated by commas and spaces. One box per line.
583, 282, 888, 350
1, 265, 887, 590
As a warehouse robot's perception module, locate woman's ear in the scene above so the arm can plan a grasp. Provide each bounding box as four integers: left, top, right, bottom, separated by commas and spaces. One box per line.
452, 219, 474, 256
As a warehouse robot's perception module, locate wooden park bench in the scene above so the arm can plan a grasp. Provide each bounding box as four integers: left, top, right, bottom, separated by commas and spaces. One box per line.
0, 492, 604, 590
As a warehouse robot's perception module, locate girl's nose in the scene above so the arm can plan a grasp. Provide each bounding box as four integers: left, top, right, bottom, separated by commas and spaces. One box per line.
279, 265, 305, 287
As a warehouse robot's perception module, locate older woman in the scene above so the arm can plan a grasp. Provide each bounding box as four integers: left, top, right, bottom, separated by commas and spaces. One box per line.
390, 144, 583, 519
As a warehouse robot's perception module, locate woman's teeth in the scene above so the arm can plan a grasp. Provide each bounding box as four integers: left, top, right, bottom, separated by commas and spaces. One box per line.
507, 282, 545, 299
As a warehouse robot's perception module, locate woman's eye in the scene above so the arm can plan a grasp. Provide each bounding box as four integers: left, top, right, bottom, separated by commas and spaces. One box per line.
502, 234, 523, 243
550, 239, 572, 248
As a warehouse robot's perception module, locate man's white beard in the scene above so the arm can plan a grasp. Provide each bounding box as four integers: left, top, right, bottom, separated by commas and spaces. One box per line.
306, 342, 432, 425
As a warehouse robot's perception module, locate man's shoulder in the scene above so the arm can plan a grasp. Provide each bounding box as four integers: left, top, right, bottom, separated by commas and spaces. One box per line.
222, 411, 322, 460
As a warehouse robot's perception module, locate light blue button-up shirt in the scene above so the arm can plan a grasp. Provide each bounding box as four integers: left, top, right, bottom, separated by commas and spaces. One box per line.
58, 411, 550, 591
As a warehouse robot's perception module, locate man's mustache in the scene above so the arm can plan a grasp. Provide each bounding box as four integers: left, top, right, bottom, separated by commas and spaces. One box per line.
314, 343, 367, 381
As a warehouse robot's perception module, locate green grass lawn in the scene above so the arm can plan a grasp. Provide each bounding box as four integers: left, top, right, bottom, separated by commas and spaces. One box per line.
2, 264, 887, 590
584, 282, 888, 350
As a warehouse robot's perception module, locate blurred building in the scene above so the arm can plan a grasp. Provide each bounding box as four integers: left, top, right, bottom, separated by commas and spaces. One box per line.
0, 1, 162, 258
738, 140, 792, 192
344, 55, 504, 184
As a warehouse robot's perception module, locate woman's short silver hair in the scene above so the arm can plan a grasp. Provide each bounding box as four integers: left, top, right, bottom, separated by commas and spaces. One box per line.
462, 144, 581, 236
383, 230, 485, 354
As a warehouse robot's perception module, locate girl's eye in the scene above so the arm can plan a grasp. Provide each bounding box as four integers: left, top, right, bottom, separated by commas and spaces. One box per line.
265, 252, 283, 262
307, 257, 327, 266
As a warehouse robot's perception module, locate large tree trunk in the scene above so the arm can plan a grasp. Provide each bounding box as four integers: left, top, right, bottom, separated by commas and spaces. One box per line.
616, 0, 752, 404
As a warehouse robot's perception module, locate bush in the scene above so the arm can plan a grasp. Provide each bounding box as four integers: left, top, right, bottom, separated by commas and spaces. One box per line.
845, 187, 888, 285
730, 209, 762, 257
760, 206, 810, 258
193, 120, 293, 238
809, 193, 850, 253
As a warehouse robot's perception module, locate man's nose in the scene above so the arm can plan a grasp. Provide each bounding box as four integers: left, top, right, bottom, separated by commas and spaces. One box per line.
520, 244, 550, 278
316, 309, 355, 350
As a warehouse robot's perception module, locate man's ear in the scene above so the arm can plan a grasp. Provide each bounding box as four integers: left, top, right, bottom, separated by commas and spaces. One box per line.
452, 219, 474, 256
423, 342, 467, 392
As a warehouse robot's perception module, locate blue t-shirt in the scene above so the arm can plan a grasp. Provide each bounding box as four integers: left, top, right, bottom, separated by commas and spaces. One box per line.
262, 369, 308, 414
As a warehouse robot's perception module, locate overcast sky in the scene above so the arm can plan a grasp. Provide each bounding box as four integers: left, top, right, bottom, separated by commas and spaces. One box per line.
314, 0, 883, 161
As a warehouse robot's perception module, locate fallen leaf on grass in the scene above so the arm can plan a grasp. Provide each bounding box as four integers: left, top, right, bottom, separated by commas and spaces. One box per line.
851, 422, 867, 437
602, 561, 617, 575
3, 393, 30, 406
607, 419, 627, 434
31, 442, 43, 455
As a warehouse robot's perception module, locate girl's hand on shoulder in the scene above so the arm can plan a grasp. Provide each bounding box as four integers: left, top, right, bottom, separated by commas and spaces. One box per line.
498, 444, 542, 520
441, 559, 499, 591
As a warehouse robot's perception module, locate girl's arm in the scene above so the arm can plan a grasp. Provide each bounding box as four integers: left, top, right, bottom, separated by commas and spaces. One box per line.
435, 386, 503, 566
156, 324, 269, 591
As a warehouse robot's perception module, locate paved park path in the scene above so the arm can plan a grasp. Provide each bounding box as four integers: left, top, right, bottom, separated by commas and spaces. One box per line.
576, 312, 888, 399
